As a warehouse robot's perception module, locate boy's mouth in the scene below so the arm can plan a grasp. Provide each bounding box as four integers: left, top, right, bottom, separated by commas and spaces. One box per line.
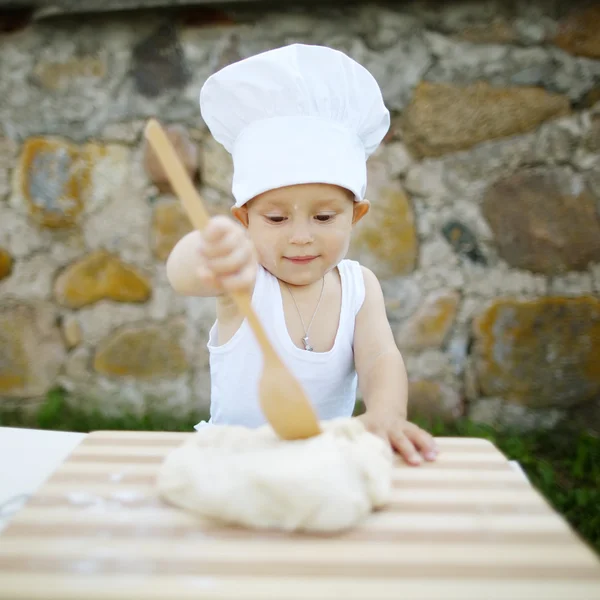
285, 255, 319, 264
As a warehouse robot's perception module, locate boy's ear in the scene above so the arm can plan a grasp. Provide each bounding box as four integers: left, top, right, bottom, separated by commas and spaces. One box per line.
352, 199, 370, 224
231, 205, 249, 228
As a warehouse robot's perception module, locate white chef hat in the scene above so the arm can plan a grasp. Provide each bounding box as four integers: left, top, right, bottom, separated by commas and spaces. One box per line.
199, 43, 390, 207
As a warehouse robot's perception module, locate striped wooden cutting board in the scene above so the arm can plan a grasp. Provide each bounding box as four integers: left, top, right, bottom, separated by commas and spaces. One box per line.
0, 431, 599, 600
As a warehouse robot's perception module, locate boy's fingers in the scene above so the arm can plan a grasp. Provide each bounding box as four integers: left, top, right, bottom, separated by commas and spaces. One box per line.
220, 263, 256, 293
205, 244, 253, 276
202, 217, 243, 254
196, 265, 222, 290
201, 230, 238, 258
390, 431, 421, 466
405, 424, 438, 461
203, 215, 232, 237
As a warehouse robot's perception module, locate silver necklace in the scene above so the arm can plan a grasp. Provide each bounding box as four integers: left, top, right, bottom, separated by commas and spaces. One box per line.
285, 277, 325, 351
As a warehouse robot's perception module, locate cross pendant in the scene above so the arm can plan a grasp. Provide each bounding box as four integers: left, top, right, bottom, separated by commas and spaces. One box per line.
302, 336, 314, 351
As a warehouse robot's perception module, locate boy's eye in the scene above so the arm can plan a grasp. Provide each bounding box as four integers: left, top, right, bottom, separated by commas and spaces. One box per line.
266, 215, 286, 223
315, 214, 334, 222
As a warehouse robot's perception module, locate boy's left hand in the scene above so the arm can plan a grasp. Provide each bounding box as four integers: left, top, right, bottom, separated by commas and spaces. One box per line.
358, 411, 439, 466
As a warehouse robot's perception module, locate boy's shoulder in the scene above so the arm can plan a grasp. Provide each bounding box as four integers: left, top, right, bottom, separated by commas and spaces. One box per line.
337, 260, 384, 317
339, 259, 381, 290
359, 265, 383, 299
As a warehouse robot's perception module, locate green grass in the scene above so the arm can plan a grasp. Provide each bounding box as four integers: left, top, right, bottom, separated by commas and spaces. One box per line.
2, 388, 599, 555
0, 387, 207, 433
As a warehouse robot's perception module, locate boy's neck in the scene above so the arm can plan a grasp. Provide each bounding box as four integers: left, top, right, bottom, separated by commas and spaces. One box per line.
277, 264, 338, 296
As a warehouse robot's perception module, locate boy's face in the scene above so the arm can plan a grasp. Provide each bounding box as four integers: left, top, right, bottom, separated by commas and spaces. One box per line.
232, 183, 369, 286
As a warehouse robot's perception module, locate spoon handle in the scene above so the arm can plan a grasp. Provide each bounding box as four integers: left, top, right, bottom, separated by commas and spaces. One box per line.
144, 119, 277, 361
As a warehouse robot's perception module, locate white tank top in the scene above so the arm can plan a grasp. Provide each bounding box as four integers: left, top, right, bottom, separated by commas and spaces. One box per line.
198, 259, 365, 429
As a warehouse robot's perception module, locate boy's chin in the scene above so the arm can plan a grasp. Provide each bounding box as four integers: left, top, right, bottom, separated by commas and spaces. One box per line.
277, 265, 324, 287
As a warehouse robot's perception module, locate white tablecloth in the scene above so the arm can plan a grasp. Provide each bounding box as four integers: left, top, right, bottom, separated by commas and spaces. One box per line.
0, 427, 86, 532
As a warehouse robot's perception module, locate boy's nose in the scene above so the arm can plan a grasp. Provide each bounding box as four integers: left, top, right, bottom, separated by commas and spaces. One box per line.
289, 222, 313, 245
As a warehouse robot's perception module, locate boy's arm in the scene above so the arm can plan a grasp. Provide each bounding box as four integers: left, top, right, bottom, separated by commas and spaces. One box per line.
354, 266, 438, 465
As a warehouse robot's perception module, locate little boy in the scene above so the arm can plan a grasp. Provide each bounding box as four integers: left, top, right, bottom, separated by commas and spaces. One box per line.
167, 44, 438, 466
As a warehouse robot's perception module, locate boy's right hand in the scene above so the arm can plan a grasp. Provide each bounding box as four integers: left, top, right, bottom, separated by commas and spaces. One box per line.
196, 215, 257, 294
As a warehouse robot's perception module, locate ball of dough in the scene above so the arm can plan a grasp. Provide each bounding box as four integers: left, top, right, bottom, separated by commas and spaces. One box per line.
156, 417, 393, 533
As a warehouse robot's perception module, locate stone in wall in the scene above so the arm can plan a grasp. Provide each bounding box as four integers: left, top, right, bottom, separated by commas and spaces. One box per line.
0, 136, 17, 200
583, 114, 600, 154
408, 380, 463, 424
0, 165, 9, 201
350, 185, 417, 280
151, 199, 193, 261
396, 290, 460, 352
101, 121, 145, 145
0, 248, 13, 280
377, 142, 413, 178
404, 161, 446, 199
481, 167, 600, 274
368, 139, 415, 185
0, 299, 66, 397
93, 319, 189, 378
454, 17, 516, 44
0, 254, 59, 300
350, 153, 418, 279
33, 56, 107, 93
132, 23, 190, 98
60, 315, 82, 350
548, 271, 594, 296
439, 116, 578, 189
200, 135, 233, 195
382, 277, 422, 320
441, 221, 487, 265
13, 138, 104, 228
583, 86, 600, 109
553, 5, 600, 59
423, 30, 600, 103
402, 81, 570, 158
468, 397, 564, 432
143, 124, 198, 193
472, 296, 600, 409
54, 250, 152, 309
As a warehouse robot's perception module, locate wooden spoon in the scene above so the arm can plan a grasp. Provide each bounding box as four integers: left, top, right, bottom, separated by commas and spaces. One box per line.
144, 119, 321, 441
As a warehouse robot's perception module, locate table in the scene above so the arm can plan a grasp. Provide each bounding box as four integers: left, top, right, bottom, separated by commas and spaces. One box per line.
0, 426, 529, 531
0, 430, 598, 600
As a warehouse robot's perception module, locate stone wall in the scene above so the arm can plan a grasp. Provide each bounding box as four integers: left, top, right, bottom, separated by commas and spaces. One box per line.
0, 0, 599, 431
